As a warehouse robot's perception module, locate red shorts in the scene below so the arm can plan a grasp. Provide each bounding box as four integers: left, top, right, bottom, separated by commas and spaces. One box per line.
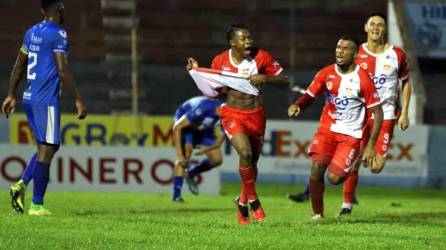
361, 119, 395, 156
220, 104, 266, 165
308, 128, 361, 177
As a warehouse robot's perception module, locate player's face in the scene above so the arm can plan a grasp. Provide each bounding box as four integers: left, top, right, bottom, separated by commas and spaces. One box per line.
365, 16, 386, 42
230, 29, 253, 58
335, 39, 357, 66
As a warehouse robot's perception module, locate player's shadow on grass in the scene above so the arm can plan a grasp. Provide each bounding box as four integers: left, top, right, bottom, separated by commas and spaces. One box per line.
70, 207, 232, 216
339, 211, 446, 227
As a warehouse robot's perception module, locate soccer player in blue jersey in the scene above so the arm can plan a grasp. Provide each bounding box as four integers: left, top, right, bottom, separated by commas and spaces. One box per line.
172, 96, 225, 202
2, 0, 87, 216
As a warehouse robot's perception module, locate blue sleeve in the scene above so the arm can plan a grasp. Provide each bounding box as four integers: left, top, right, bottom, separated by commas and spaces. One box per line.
52, 29, 69, 53
21, 30, 30, 54
185, 107, 205, 126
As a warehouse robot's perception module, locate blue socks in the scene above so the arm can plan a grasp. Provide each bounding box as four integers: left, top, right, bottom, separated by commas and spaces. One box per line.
188, 159, 214, 179
172, 176, 184, 200
32, 161, 50, 205
22, 153, 37, 185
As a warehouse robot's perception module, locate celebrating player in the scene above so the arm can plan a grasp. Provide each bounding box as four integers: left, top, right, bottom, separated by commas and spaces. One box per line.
187, 24, 288, 224
288, 37, 383, 219
340, 13, 411, 215
172, 96, 225, 202
3, 0, 87, 216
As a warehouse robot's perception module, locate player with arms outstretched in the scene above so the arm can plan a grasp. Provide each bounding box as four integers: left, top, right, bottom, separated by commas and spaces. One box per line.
187, 24, 288, 224
3, 0, 86, 216
288, 37, 383, 219
172, 96, 225, 202
340, 13, 411, 215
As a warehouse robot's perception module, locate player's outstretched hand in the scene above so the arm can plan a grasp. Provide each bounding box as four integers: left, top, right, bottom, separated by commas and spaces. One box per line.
186, 58, 199, 70
2, 95, 16, 119
397, 113, 409, 131
362, 144, 377, 168
288, 104, 300, 117
75, 99, 87, 120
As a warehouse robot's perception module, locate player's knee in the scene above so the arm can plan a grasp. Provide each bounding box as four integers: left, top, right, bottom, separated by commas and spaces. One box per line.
370, 155, 386, 174
310, 164, 326, 181
327, 172, 345, 185
209, 157, 223, 167
238, 149, 252, 166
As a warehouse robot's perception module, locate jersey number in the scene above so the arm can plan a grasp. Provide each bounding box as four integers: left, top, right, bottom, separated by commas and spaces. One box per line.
27, 52, 37, 80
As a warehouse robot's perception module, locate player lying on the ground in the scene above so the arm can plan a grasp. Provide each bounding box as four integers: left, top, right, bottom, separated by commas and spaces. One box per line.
3, 0, 86, 216
172, 96, 225, 202
288, 36, 383, 220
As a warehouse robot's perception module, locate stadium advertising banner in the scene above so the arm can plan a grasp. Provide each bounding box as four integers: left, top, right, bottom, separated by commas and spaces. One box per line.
220, 121, 429, 186
9, 114, 174, 147
405, 2, 446, 58
0, 145, 220, 194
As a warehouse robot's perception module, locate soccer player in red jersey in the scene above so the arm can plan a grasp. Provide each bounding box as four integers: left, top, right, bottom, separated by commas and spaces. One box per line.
288, 37, 383, 219
340, 13, 411, 215
187, 24, 288, 224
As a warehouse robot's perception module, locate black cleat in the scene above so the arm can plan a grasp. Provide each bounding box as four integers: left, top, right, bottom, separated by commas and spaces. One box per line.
338, 207, 352, 216
287, 193, 310, 203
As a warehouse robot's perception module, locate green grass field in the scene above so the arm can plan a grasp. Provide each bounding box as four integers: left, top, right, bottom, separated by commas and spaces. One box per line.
1, 183, 445, 249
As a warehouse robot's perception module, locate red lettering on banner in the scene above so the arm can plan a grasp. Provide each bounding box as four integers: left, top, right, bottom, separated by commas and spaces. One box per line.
100, 158, 117, 184
294, 141, 310, 158
18, 121, 34, 144
153, 124, 173, 146
70, 158, 93, 183
396, 143, 413, 161
275, 131, 291, 157
123, 158, 143, 184
57, 158, 63, 183
1, 157, 26, 182
151, 159, 173, 185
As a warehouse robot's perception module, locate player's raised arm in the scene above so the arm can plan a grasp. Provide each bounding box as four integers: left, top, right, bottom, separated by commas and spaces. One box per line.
2, 50, 28, 118
53, 52, 86, 119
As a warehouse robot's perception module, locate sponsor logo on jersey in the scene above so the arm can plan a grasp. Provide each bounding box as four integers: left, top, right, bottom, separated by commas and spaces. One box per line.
360, 62, 368, 70
383, 64, 392, 73
358, 54, 368, 59
344, 87, 353, 95
241, 68, 251, 77
326, 82, 333, 90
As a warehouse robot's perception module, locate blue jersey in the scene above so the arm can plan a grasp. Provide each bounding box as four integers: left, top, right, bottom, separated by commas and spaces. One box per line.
174, 96, 223, 132
21, 21, 69, 105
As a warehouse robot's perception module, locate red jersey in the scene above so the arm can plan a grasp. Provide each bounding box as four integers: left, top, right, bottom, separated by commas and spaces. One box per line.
211, 49, 283, 79
356, 44, 409, 120
306, 64, 380, 139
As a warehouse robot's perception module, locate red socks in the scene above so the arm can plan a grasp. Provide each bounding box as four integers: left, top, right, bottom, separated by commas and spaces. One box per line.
239, 166, 257, 204
309, 179, 325, 216
343, 170, 358, 203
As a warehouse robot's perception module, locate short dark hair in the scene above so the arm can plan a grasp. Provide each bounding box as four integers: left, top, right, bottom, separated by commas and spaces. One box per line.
339, 36, 359, 51
41, 0, 62, 11
226, 24, 249, 43
366, 12, 387, 24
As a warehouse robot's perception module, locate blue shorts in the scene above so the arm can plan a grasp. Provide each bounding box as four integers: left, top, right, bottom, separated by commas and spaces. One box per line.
182, 128, 215, 148
24, 103, 60, 145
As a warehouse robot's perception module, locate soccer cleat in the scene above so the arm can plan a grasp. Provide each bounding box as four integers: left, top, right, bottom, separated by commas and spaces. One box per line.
338, 207, 352, 216
311, 214, 323, 221
184, 170, 199, 195
235, 197, 249, 224
287, 192, 310, 203
10, 180, 26, 214
28, 203, 52, 216
249, 199, 265, 222
172, 197, 185, 203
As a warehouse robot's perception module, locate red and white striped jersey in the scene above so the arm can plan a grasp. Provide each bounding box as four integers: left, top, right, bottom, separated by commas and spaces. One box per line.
356, 44, 409, 120
307, 65, 380, 139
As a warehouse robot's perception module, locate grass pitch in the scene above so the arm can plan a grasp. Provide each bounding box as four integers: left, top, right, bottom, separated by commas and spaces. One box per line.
1, 183, 445, 249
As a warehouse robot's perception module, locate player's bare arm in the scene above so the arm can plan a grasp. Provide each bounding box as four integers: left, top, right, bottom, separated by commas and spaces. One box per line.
54, 52, 86, 119
362, 104, 383, 167
173, 116, 192, 166
194, 134, 225, 156
2, 50, 27, 118
398, 79, 411, 131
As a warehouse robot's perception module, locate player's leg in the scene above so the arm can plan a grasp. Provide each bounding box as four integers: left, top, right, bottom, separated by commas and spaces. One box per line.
288, 182, 311, 203
172, 131, 193, 202
370, 120, 395, 173
27, 104, 61, 216
246, 132, 266, 222
10, 153, 36, 213
340, 159, 360, 216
